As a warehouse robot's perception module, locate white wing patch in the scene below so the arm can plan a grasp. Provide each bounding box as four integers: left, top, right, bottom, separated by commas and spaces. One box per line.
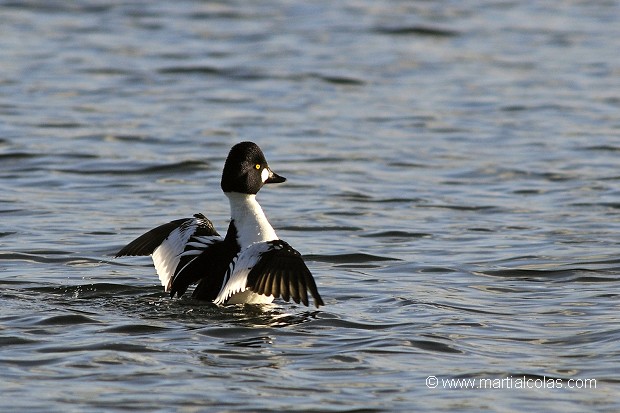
213, 242, 273, 305
152, 225, 195, 291
151, 222, 220, 292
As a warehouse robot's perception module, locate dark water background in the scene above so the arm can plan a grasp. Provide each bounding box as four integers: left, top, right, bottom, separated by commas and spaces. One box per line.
1, 1, 619, 412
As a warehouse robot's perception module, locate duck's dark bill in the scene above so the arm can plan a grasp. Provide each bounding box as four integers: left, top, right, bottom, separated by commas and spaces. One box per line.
265, 170, 286, 184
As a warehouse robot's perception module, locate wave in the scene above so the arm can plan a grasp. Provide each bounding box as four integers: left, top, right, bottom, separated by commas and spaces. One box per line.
306, 253, 401, 264
475, 267, 620, 283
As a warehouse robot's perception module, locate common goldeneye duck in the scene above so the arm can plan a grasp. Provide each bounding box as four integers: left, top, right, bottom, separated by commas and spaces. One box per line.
116, 141, 324, 308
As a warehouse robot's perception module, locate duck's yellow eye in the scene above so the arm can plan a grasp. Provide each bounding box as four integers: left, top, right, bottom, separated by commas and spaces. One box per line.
255, 164, 261, 170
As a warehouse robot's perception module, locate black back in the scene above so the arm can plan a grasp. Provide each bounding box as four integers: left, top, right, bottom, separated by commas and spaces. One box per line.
171, 223, 240, 300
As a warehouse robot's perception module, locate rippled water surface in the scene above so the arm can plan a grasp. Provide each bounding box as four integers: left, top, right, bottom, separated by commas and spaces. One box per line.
1, 1, 619, 412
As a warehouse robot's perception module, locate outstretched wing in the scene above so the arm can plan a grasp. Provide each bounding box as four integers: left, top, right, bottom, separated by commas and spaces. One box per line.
170, 236, 238, 299
214, 240, 324, 308
116, 213, 221, 292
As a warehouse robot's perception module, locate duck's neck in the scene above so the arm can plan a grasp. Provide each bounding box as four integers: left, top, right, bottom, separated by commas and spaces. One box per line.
226, 192, 278, 249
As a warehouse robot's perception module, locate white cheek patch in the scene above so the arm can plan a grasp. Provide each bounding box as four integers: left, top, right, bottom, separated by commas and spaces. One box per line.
261, 168, 269, 183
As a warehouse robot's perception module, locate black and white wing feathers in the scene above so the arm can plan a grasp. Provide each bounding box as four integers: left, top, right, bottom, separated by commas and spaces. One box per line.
170, 236, 238, 299
115, 214, 221, 292
214, 240, 324, 308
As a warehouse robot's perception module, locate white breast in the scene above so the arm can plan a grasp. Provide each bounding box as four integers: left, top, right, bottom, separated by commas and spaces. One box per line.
213, 241, 274, 305
226, 192, 278, 249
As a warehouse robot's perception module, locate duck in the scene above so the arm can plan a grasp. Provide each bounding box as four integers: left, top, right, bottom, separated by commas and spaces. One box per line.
115, 141, 324, 308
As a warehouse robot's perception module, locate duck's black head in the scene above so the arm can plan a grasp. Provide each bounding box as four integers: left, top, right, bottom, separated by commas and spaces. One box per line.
221, 141, 286, 194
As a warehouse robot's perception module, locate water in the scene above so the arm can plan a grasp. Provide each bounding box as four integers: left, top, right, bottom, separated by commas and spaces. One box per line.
1, 1, 619, 411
